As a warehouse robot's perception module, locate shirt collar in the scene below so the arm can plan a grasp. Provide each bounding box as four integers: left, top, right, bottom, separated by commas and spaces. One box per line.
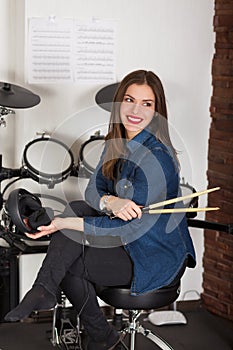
126, 129, 153, 153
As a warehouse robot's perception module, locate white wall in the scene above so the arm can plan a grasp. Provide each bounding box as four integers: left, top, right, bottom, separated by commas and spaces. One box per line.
0, 0, 215, 300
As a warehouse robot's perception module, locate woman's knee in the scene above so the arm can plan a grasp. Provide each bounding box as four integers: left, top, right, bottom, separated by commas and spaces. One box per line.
63, 200, 98, 217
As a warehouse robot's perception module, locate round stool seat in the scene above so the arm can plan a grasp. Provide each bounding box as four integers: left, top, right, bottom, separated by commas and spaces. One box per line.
97, 282, 180, 310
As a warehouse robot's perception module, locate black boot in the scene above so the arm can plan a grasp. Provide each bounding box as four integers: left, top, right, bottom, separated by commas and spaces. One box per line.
5, 231, 83, 322
61, 272, 120, 349
4, 285, 56, 322
86, 327, 122, 350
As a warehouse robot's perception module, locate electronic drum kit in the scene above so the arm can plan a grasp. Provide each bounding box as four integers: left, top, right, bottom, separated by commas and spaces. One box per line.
0, 80, 232, 345
0, 81, 232, 252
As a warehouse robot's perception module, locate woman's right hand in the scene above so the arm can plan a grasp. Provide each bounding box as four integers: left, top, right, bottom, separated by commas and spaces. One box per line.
25, 217, 66, 240
106, 196, 142, 221
25, 216, 84, 240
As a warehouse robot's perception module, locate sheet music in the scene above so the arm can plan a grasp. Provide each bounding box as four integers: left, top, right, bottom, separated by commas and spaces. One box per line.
27, 17, 116, 84
28, 17, 74, 83
74, 20, 116, 83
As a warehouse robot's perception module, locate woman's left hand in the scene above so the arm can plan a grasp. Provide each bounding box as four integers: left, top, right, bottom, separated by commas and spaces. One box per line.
106, 196, 142, 221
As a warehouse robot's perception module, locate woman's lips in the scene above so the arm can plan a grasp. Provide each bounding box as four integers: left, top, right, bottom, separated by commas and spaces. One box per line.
126, 115, 143, 125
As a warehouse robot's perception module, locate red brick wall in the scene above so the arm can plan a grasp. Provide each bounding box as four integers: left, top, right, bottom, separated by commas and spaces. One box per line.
202, 0, 233, 321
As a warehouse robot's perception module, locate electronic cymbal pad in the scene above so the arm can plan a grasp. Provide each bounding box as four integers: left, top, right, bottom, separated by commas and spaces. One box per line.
0, 82, 40, 108
95, 82, 119, 111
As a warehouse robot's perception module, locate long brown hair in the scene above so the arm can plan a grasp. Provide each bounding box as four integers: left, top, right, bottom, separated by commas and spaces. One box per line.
102, 70, 178, 179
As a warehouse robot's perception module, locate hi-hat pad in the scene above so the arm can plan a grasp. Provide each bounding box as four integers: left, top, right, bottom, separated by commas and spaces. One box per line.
0, 82, 40, 108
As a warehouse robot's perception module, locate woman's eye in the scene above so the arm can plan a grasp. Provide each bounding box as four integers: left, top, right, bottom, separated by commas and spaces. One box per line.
124, 97, 133, 103
143, 102, 152, 107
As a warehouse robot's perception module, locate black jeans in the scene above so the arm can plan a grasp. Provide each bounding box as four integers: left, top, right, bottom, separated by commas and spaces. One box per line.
34, 201, 133, 341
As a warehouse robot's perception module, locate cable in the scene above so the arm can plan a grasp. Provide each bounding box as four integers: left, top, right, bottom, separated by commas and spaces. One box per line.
77, 239, 90, 317
2, 177, 21, 197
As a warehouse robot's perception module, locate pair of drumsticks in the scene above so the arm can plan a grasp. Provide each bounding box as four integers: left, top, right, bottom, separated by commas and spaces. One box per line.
142, 187, 220, 214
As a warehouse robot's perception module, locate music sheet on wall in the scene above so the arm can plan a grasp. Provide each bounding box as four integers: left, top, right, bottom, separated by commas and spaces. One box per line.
27, 17, 116, 84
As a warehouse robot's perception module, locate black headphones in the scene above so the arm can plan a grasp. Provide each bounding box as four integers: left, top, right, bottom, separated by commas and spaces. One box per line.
6, 188, 54, 234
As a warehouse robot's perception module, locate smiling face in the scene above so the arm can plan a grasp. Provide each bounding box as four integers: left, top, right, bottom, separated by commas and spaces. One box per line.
120, 83, 156, 140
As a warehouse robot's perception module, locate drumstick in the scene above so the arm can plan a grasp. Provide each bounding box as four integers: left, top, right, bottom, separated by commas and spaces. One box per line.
147, 207, 219, 214
142, 187, 220, 211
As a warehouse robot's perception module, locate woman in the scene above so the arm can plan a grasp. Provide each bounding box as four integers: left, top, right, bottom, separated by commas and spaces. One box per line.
5, 70, 196, 350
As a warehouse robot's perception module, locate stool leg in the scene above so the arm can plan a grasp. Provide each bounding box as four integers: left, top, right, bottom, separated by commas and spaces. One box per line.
129, 310, 140, 350
129, 317, 136, 350
117, 310, 174, 350
138, 325, 174, 350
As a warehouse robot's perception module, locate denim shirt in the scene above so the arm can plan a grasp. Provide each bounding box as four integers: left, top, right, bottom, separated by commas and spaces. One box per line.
84, 129, 196, 295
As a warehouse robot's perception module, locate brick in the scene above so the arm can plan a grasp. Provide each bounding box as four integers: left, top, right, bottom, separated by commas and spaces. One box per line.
202, 262, 233, 280
219, 231, 233, 244
210, 119, 233, 132
209, 124, 233, 138
213, 86, 233, 98
210, 104, 233, 115
213, 116, 233, 125
213, 75, 233, 82
206, 306, 233, 321
222, 251, 233, 261
202, 276, 230, 291
217, 261, 233, 273
209, 104, 233, 115
210, 104, 233, 113
218, 292, 233, 304
216, 10, 233, 16
204, 246, 224, 260
206, 207, 233, 222
211, 118, 233, 128
208, 160, 232, 175
202, 284, 218, 298
204, 231, 218, 243
215, 0, 233, 4
214, 15, 233, 27
204, 236, 233, 258
208, 195, 232, 206
211, 96, 233, 108
207, 176, 233, 190
208, 150, 233, 166
215, 0, 233, 8
208, 137, 233, 151
213, 71, 233, 81
215, 42, 233, 49
208, 198, 233, 216
206, 190, 233, 203
212, 62, 233, 75
202, 293, 229, 314
216, 32, 233, 43
215, 0, 233, 5
211, 112, 233, 124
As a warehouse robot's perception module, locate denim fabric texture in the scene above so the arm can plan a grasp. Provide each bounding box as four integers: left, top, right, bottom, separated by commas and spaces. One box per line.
84, 129, 196, 295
